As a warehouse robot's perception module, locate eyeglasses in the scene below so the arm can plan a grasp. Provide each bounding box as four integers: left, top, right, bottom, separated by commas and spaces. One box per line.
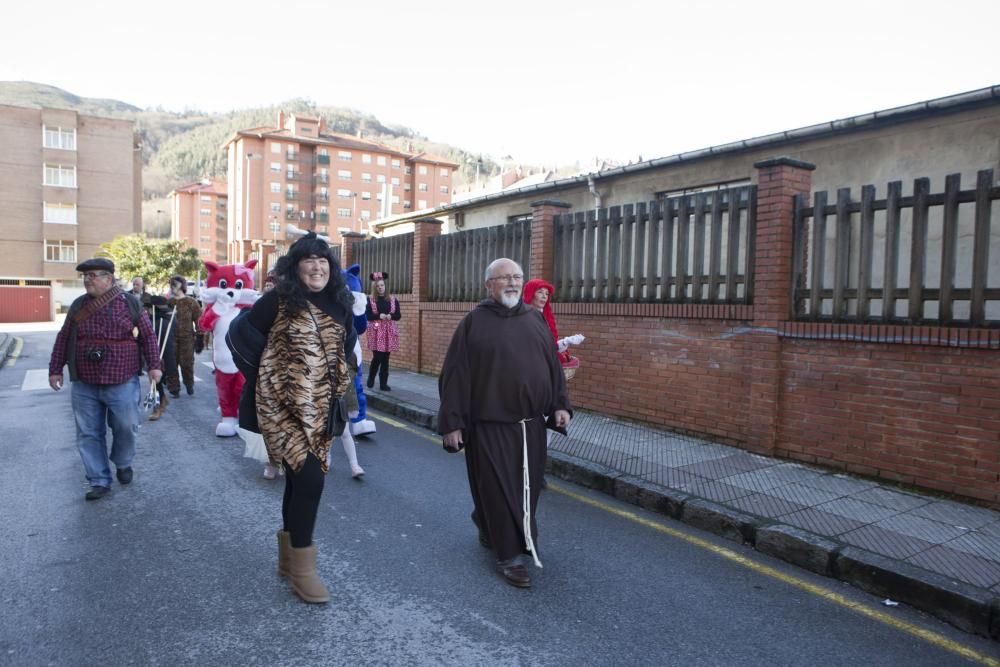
80, 272, 111, 280
489, 274, 524, 284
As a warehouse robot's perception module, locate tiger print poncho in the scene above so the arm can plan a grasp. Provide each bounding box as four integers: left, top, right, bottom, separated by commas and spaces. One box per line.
256, 300, 350, 473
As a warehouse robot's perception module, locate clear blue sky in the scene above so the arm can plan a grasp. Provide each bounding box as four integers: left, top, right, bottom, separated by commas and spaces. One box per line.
2, 0, 998, 166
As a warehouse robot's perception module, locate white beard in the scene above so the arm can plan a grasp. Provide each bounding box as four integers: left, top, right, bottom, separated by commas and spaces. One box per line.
500, 292, 520, 309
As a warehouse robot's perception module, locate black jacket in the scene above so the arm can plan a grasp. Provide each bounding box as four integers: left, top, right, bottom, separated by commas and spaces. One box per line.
226, 310, 267, 433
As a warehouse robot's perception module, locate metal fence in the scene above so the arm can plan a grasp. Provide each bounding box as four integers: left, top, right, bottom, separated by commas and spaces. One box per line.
793, 169, 999, 326
553, 186, 756, 303
427, 220, 531, 301
353, 233, 413, 294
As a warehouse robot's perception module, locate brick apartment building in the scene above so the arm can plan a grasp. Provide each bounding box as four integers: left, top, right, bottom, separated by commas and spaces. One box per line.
169, 179, 227, 262
223, 112, 458, 265
0, 104, 141, 322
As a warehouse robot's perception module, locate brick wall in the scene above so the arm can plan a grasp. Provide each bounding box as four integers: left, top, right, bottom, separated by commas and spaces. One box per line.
344, 158, 1000, 507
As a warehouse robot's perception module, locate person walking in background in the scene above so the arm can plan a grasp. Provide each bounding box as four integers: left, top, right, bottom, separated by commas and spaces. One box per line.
522, 279, 585, 367
438, 258, 572, 588
148, 295, 178, 418
168, 275, 202, 396
228, 232, 356, 604
365, 270, 401, 391
48, 258, 163, 501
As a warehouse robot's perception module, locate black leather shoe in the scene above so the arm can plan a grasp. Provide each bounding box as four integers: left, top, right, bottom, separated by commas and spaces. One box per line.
116, 467, 133, 485
380, 385, 391, 391
471, 511, 491, 548
186, 386, 194, 396
169, 391, 180, 398
495, 559, 531, 588
85, 486, 110, 501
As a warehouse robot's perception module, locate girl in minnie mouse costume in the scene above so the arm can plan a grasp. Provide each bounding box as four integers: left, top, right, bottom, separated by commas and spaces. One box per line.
365, 271, 401, 391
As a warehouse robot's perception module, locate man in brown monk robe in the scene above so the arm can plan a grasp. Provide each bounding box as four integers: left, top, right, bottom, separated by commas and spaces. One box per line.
438, 257, 572, 588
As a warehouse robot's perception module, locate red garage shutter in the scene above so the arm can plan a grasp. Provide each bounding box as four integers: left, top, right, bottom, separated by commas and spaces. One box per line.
0, 284, 52, 323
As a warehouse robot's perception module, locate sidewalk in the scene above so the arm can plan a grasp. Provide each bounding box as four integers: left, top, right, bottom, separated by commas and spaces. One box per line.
364, 366, 1000, 640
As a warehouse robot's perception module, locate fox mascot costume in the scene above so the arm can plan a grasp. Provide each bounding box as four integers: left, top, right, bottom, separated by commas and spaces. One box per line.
198, 259, 258, 437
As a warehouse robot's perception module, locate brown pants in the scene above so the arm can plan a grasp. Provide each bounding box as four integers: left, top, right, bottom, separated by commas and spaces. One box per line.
176, 334, 196, 392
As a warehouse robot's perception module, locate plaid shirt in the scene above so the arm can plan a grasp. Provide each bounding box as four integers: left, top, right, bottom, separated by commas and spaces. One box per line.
49, 292, 162, 385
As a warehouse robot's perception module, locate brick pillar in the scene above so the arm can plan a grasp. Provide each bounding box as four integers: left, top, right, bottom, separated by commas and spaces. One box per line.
411, 218, 443, 300
340, 231, 366, 267
529, 200, 571, 279
746, 157, 815, 455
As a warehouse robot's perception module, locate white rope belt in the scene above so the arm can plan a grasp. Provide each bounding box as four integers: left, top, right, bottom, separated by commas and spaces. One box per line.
519, 418, 543, 568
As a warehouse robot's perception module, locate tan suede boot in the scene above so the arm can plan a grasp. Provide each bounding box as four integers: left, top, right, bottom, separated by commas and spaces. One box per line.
277, 530, 290, 578
287, 544, 330, 603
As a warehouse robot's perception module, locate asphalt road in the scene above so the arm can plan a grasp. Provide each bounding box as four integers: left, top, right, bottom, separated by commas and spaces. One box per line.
1, 331, 997, 666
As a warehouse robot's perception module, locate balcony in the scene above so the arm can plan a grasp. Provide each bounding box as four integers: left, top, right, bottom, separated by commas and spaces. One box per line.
319, 213, 329, 223
285, 210, 298, 220
316, 154, 330, 165
316, 174, 329, 184
286, 151, 298, 161
286, 171, 301, 181
315, 193, 329, 203
285, 192, 298, 201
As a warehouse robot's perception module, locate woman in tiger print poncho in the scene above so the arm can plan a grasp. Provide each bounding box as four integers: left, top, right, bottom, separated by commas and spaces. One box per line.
245, 233, 357, 604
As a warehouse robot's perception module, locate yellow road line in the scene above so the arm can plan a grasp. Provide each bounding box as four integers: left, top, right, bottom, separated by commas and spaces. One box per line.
2, 337, 24, 368
369, 408, 999, 665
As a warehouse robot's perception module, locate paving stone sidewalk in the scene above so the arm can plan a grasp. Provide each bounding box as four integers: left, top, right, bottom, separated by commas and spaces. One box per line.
364, 366, 1000, 640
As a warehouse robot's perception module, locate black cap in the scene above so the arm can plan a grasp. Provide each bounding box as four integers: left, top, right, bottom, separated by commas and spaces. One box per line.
75, 257, 115, 274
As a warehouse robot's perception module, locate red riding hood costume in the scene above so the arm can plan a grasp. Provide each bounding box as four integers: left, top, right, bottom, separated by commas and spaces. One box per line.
523, 279, 574, 366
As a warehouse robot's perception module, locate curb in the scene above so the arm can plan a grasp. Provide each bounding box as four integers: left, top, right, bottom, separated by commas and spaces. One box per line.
366, 392, 1000, 640
0, 333, 14, 371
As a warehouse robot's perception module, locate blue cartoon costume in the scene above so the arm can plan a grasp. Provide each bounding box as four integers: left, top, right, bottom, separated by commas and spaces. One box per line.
343, 264, 376, 436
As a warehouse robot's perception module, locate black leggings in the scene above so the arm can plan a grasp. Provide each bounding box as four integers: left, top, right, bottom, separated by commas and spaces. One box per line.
368, 351, 391, 387
282, 453, 326, 548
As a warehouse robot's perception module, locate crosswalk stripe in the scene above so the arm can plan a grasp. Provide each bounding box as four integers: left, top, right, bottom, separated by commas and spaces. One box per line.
21, 369, 51, 391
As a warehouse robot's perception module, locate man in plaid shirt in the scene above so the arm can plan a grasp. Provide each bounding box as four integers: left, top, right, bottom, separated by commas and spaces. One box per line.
49, 258, 163, 501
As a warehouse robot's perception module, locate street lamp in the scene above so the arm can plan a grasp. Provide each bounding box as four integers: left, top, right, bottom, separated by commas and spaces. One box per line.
244, 152, 262, 245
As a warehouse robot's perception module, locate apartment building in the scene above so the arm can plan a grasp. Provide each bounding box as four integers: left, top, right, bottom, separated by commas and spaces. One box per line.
0, 104, 141, 321
169, 179, 228, 262
223, 111, 458, 263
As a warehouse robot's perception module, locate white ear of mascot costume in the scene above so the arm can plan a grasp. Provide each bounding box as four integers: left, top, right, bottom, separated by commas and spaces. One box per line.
197, 259, 259, 437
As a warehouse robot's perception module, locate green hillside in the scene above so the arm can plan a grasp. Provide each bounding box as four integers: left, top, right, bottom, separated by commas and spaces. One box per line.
0, 82, 500, 200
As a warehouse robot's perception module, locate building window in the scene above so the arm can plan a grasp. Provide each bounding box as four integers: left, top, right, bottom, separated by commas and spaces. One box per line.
338, 170, 352, 181
391, 195, 399, 204
271, 142, 282, 154
200, 208, 211, 216
403, 200, 411, 209
360, 210, 371, 220
338, 150, 352, 161
375, 192, 384, 201
405, 166, 412, 175
200, 222, 211, 229
440, 168, 449, 178
376, 156, 387, 166
270, 182, 281, 193
439, 185, 448, 194
270, 202, 281, 213
337, 188, 352, 199
391, 159, 401, 169
418, 199, 427, 209
43, 202, 77, 224
361, 154, 372, 164
376, 174, 386, 184
391, 177, 400, 186
404, 183, 411, 191
43, 164, 76, 187
418, 183, 428, 192
337, 208, 352, 217
43, 126, 76, 150
361, 191, 371, 200
270, 162, 281, 172
418, 165, 428, 175
44, 239, 76, 263
361, 173, 372, 183
200, 195, 212, 202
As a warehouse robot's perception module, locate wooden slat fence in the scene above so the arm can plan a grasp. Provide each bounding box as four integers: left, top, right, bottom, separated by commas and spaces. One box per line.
792, 169, 999, 326
353, 233, 413, 294
552, 185, 756, 303
427, 220, 531, 301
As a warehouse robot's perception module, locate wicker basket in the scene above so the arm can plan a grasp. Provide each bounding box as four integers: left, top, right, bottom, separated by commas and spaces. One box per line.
561, 356, 580, 381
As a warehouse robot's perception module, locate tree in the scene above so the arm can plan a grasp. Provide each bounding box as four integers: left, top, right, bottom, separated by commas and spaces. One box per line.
99, 235, 203, 290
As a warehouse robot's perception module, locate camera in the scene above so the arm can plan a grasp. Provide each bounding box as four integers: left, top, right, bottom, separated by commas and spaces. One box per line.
86, 347, 106, 362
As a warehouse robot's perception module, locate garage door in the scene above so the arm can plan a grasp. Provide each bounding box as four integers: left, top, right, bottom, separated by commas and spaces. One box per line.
0, 281, 52, 323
